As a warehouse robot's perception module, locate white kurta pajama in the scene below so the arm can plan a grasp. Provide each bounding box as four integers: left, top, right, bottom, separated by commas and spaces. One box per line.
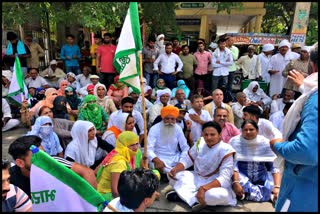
168, 138, 237, 207
268, 51, 299, 96
147, 122, 189, 173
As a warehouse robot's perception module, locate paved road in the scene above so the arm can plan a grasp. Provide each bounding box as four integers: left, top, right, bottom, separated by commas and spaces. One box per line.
2, 124, 275, 212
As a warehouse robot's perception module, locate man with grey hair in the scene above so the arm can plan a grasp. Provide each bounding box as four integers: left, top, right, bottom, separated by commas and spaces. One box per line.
203, 89, 234, 124
237, 45, 261, 80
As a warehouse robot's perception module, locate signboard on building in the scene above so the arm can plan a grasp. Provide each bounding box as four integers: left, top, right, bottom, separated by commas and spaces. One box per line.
290, 2, 311, 45
180, 3, 205, 8
226, 33, 290, 45
176, 19, 201, 25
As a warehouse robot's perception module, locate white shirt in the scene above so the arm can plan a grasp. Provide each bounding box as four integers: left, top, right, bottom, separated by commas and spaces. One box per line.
2, 98, 12, 118
268, 51, 300, 96
258, 118, 282, 140
237, 55, 261, 79
103, 197, 133, 212
269, 111, 284, 133
184, 108, 212, 143
147, 121, 189, 169
148, 103, 169, 127
133, 96, 153, 114
108, 109, 144, 135
231, 102, 245, 129
270, 98, 295, 116
258, 53, 272, 83
25, 76, 48, 88
76, 74, 91, 88
153, 52, 183, 74
212, 49, 233, 76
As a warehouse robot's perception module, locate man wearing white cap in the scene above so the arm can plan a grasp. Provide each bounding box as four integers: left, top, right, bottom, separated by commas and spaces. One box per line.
208, 42, 218, 54
78, 74, 101, 97
2, 70, 13, 98
155, 34, 165, 54
148, 88, 172, 127
258, 44, 275, 83
268, 39, 300, 97
40, 59, 66, 88
282, 46, 312, 98
237, 45, 261, 80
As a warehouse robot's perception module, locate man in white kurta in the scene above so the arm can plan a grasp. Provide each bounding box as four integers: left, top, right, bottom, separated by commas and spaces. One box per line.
167, 122, 237, 208
184, 95, 212, 143
2, 98, 20, 132
269, 89, 295, 117
258, 44, 274, 83
268, 40, 300, 97
147, 106, 189, 173
147, 88, 171, 127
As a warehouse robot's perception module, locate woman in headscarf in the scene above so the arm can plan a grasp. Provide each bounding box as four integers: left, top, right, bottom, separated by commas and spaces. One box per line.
64, 120, 107, 168
94, 83, 117, 116
27, 115, 63, 157
102, 112, 136, 147
66, 72, 81, 93
52, 96, 69, 120
107, 75, 129, 109
171, 79, 191, 99
243, 81, 272, 110
65, 86, 81, 115
57, 80, 70, 96
229, 120, 280, 202
151, 78, 168, 102
96, 131, 142, 201
78, 94, 109, 136
29, 88, 58, 117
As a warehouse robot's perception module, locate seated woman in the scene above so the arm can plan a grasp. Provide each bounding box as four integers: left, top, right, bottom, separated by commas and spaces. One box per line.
96, 131, 142, 201
78, 95, 109, 136
107, 75, 128, 109
229, 120, 280, 202
27, 115, 63, 157
102, 112, 136, 147
64, 120, 107, 168
52, 96, 69, 120
65, 86, 81, 120
93, 83, 117, 116
151, 78, 168, 103
56, 80, 70, 96
171, 79, 191, 99
66, 72, 81, 93
243, 81, 272, 110
29, 88, 58, 118
167, 121, 237, 210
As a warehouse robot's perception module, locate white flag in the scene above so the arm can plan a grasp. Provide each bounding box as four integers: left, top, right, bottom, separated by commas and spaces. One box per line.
113, 2, 142, 93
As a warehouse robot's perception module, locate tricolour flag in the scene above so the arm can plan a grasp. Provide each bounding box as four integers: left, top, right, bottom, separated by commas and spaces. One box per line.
30, 146, 106, 211
7, 56, 29, 106
113, 2, 142, 93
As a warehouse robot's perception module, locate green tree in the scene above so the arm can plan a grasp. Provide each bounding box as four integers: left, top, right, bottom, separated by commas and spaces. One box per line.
305, 2, 318, 45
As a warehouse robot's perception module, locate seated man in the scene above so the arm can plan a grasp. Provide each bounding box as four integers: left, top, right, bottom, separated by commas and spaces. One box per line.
8, 135, 98, 198
128, 87, 153, 114
204, 89, 234, 124
269, 102, 293, 134
213, 107, 240, 143
25, 68, 49, 89
147, 106, 189, 176
270, 89, 295, 117
170, 89, 192, 110
2, 159, 32, 212
232, 92, 249, 129
104, 168, 160, 212
2, 98, 20, 132
40, 60, 66, 88
167, 121, 237, 211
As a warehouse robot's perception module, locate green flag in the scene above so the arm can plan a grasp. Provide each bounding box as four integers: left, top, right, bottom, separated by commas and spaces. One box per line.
113, 2, 142, 93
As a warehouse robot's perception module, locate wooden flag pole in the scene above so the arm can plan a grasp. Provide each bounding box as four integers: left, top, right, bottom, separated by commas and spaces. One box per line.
139, 52, 149, 169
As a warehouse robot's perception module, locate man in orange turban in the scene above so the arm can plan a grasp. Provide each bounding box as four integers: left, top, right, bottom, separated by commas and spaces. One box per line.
147, 105, 190, 182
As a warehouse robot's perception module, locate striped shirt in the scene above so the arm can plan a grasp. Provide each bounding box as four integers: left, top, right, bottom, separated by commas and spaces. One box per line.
2, 184, 32, 212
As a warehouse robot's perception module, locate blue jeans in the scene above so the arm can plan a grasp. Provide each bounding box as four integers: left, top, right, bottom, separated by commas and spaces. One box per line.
144, 72, 158, 88
212, 75, 228, 91
65, 66, 81, 75
159, 73, 176, 90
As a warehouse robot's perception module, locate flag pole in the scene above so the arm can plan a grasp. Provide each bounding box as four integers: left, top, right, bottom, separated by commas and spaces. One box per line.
139, 52, 148, 169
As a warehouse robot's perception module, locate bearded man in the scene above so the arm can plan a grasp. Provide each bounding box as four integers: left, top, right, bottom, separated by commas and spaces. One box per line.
147, 106, 189, 178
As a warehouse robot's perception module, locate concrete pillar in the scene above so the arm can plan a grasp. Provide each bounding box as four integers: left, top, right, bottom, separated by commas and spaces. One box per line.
249, 18, 255, 33
254, 15, 263, 33
199, 15, 209, 43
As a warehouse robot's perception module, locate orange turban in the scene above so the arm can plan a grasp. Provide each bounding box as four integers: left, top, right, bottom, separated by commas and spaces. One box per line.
160, 106, 179, 119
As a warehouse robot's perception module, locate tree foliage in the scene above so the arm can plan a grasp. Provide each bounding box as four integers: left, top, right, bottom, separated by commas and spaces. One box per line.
305, 2, 318, 45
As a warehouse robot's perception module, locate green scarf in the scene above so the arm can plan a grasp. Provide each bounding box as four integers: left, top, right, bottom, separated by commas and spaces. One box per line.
80, 95, 104, 131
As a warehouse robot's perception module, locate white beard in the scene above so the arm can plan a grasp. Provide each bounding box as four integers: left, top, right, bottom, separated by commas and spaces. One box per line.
160, 123, 176, 143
